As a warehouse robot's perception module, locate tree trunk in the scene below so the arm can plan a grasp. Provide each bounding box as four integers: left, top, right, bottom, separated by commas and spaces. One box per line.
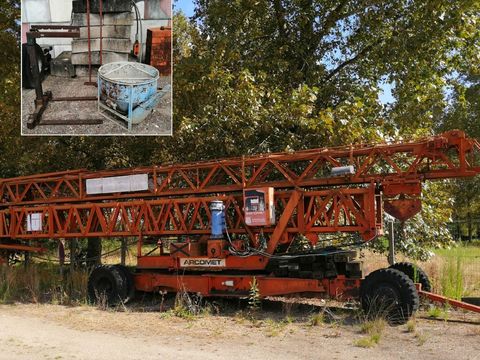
87, 237, 102, 268
468, 213, 473, 242
70, 238, 77, 271
120, 238, 127, 265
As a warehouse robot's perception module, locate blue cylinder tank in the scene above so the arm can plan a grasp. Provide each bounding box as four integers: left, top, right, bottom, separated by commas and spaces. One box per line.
209, 200, 225, 238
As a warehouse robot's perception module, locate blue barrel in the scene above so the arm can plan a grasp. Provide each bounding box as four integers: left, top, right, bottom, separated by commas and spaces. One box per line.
210, 200, 225, 238
98, 62, 160, 124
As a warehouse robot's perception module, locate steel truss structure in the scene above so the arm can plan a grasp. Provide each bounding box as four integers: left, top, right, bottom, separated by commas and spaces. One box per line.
0, 130, 479, 310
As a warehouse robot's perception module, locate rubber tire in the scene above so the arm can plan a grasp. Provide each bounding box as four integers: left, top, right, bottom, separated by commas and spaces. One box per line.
22, 43, 45, 89
389, 262, 431, 292
360, 268, 419, 324
88, 265, 128, 305
113, 264, 136, 303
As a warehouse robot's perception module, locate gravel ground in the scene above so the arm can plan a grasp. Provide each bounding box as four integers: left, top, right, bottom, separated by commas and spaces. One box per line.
0, 302, 478, 360
21, 75, 172, 136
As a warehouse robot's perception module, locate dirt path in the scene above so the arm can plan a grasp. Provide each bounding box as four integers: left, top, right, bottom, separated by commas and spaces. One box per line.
0, 304, 479, 360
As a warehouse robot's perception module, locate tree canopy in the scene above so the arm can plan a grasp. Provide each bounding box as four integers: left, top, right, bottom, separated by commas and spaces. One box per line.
1, 0, 479, 256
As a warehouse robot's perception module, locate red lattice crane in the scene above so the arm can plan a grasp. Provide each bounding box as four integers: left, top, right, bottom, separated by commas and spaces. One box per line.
0, 130, 479, 322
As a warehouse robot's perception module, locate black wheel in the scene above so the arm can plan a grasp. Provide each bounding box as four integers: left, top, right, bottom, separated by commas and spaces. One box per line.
113, 264, 136, 302
360, 268, 419, 324
389, 262, 431, 292
88, 265, 128, 305
22, 43, 46, 89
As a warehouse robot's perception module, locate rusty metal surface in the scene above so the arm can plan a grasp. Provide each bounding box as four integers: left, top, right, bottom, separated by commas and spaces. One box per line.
51, 96, 97, 101
27, 91, 52, 129
8, 130, 480, 206
418, 287, 480, 314
38, 118, 103, 125
30, 25, 80, 31
2, 131, 479, 305
98, 62, 161, 129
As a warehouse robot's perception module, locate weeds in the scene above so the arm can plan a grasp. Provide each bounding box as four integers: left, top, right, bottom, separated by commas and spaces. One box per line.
171, 290, 203, 320
427, 306, 449, 320
355, 318, 386, 348
309, 312, 325, 326
360, 318, 386, 335
406, 318, 416, 333
265, 318, 288, 337
248, 277, 261, 311
427, 306, 441, 318
441, 255, 464, 300
414, 331, 427, 346
354, 335, 380, 348
0, 263, 88, 305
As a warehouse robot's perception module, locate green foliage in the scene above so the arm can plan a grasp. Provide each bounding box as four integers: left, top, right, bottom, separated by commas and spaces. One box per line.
248, 277, 261, 311
376, 182, 455, 260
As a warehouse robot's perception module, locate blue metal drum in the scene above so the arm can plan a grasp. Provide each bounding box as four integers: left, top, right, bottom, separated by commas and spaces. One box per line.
209, 200, 226, 239
98, 62, 161, 129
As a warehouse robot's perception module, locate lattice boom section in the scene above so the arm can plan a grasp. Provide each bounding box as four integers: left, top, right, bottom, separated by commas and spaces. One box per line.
0, 130, 478, 207
0, 188, 381, 243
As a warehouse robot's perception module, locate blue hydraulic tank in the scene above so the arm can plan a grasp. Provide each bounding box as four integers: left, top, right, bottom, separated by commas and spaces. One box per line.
209, 200, 225, 238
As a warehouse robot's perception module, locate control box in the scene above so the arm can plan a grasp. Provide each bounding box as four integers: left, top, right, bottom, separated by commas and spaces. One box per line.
243, 187, 275, 226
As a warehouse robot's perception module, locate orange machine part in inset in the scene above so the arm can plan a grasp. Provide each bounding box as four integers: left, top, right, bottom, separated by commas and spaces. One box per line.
244, 187, 275, 226
145, 27, 171, 76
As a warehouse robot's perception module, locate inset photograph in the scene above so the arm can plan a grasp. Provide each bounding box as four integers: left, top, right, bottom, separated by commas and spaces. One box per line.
21, 0, 172, 135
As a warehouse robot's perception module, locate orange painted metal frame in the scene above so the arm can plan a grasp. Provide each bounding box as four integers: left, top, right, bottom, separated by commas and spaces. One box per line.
0, 187, 380, 242
0, 131, 479, 304
415, 284, 480, 314
134, 273, 360, 299
0, 130, 478, 207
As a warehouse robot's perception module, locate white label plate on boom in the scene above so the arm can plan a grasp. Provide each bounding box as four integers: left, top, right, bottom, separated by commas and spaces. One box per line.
26, 213, 42, 232
86, 174, 148, 195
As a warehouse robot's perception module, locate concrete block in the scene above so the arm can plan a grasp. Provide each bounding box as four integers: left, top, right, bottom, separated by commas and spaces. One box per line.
72, 0, 132, 13
74, 65, 99, 77
50, 51, 75, 77
80, 25, 131, 39
71, 51, 129, 65
51, 45, 73, 59
72, 12, 133, 26
72, 38, 131, 54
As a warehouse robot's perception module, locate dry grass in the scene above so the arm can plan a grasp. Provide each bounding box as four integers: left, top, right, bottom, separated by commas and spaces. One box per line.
0, 263, 88, 305
406, 318, 416, 333
308, 312, 325, 326
354, 318, 387, 348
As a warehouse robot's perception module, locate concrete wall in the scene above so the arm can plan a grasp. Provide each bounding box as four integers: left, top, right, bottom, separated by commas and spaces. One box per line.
22, 0, 171, 60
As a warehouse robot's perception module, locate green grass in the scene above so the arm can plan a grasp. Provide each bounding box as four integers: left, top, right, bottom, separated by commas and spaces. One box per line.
427, 306, 449, 320
433, 244, 480, 298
